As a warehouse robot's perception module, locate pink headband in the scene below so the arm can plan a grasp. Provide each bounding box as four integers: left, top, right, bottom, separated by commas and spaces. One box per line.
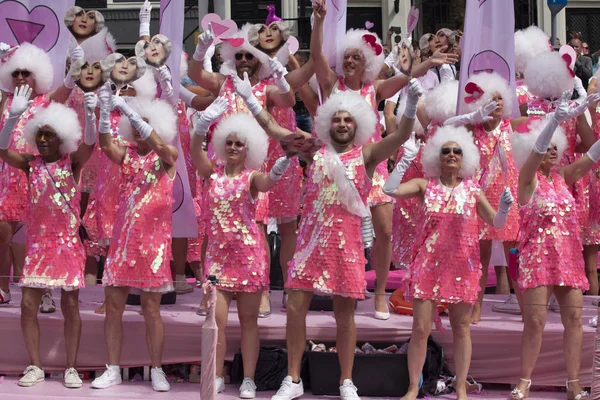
266, 5, 282, 25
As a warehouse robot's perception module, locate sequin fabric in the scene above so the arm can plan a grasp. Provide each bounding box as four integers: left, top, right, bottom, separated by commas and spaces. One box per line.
589, 109, 600, 231
103, 147, 174, 291
286, 146, 372, 299
516, 79, 533, 106
20, 156, 85, 289
0, 94, 49, 222
473, 119, 519, 241
186, 176, 205, 263
333, 77, 391, 207
204, 166, 268, 292
81, 192, 106, 257
403, 179, 482, 304
517, 172, 588, 291
178, 100, 197, 198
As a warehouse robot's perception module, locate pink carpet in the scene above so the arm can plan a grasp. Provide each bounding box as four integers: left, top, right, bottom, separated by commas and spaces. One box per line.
0, 286, 596, 388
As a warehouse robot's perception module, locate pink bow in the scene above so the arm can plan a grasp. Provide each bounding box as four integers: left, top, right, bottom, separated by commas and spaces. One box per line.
362, 34, 383, 56
464, 82, 483, 104
266, 4, 283, 25
561, 54, 576, 78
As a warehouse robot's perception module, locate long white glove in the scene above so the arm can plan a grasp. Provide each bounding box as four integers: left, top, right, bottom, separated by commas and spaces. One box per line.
193, 24, 215, 62
157, 65, 174, 100
268, 57, 290, 94
383, 133, 420, 194
111, 96, 153, 140
0, 85, 32, 150
573, 76, 587, 105
203, 45, 216, 72
492, 187, 514, 228
444, 100, 497, 127
63, 45, 84, 89
565, 93, 600, 119
194, 97, 228, 135
0, 42, 13, 58
139, 0, 152, 37
83, 93, 98, 146
533, 91, 571, 154
384, 49, 396, 69
269, 157, 291, 180
404, 78, 424, 119
97, 85, 112, 134
234, 72, 262, 116
179, 85, 195, 107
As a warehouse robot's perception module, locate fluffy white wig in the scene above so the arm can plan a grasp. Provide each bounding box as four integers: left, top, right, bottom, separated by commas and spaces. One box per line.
219, 23, 267, 77
24, 102, 82, 155
0, 43, 54, 94
212, 113, 269, 171
514, 26, 551, 75
395, 97, 424, 135
461, 72, 514, 118
180, 52, 189, 78
423, 80, 459, 124
100, 53, 147, 83
80, 27, 116, 63
313, 91, 378, 146
130, 69, 158, 100
524, 51, 574, 99
510, 118, 567, 169
339, 29, 385, 83
64, 7, 105, 34
421, 125, 480, 178
118, 98, 177, 144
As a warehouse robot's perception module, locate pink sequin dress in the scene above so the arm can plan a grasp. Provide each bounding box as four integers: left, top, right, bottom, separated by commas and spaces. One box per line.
403, 179, 482, 304
516, 78, 533, 107
103, 148, 174, 292
0, 94, 49, 222
590, 109, 600, 231
19, 156, 85, 290
286, 146, 372, 299
517, 171, 589, 291
473, 119, 519, 241
332, 77, 390, 207
204, 166, 269, 292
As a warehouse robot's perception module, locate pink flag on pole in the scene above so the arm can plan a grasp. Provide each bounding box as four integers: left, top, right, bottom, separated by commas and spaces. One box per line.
322, 0, 347, 76
0, 0, 75, 91
457, 0, 519, 117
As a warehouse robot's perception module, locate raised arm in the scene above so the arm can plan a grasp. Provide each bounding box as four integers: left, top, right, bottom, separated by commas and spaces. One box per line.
251, 157, 291, 196
179, 85, 216, 111
48, 45, 84, 104
265, 57, 295, 108
191, 97, 229, 178
382, 132, 421, 198
285, 58, 315, 92
138, 0, 152, 40
310, 0, 337, 97
563, 136, 600, 184
0, 85, 34, 171
188, 24, 225, 95
97, 86, 126, 165
70, 92, 97, 171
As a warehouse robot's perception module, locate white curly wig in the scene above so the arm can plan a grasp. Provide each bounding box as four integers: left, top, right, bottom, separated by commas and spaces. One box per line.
524, 51, 574, 99
423, 80, 459, 124
461, 72, 514, 118
421, 125, 480, 178
118, 98, 177, 144
0, 43, 54, 94
100, 53, 147, 83
212, 113, 269, 171
313, 91, 378, 146
219, 23, 267, 77
510, 118, 567, 169
395, 96, 424, 135
64, 7, 105, 35
514, 26, 551, 75
181, 52, 189, 78
339, 29, 385, 83
24, 102, 82, 155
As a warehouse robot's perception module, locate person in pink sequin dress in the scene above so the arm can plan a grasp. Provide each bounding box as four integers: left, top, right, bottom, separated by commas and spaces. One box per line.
310, 0, 458, 319
384, 125, 513, 400
0, 87, 96, 388
507, 93, 600, 400
92, 90, 177, 392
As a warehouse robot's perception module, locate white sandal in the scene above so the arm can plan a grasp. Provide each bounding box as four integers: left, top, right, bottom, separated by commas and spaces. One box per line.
509, 378, 531, 399
566, 379, 589, 400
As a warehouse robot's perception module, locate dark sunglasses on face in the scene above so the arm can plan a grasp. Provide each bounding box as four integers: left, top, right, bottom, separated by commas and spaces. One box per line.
441, 147, 463, 156
235, 52, 254, 61
11, 70, 30, 78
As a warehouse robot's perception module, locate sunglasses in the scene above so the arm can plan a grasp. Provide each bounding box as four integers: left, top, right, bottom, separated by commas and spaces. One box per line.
235, 52, 254, 61
11, 70, 30, 78
441, 147, 463, 155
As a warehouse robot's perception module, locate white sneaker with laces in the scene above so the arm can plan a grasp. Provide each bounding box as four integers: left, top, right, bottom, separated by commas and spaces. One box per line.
18, 365, 44, 387
91, 365, 122, 389
339, 379, 360, 400
151, 367, 170, 392
271, 376, 304, 400
215, 375, 225, 394
64, 367, 82, 388
239, 377, 257, 399
40, 292, 56, 313
492, 293, 521, 315
0, 288, 10, 305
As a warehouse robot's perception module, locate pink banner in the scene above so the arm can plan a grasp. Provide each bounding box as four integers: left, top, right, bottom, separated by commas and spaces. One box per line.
0, 0, 75, 91
457, 0, 519, 117
322, 0, 347, 76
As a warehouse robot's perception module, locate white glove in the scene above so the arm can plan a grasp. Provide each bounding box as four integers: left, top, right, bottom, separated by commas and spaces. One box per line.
193, 24, 215, 62
113, 97, 153, 140
158, 66, 174, 98
404, 79, 424, 119
269, 157, 291, 180
384, 49, 396, 69
493, 187, 514, 228
566, 93, 600, 119
98, 85, 112, 134
64, 45, 84, 89
139, 0, 152, 37
383, 132, 420, 195
553, 90, 572, 123
0, 42, 12, 58
586, 135, 600, 164
268, 57, 290, 94
0, 84, 32, 150
444, 100, 497, 127
203, 45, 216, 72
84, 92, 98, 116
533, 91, 571, 154
195, 97, 228, 135
179, 85, 195, 107
83, 93, 98, 146
234, 72, 262, 116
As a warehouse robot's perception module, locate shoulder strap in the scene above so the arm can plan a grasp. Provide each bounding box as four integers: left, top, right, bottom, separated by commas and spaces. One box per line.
43, 162, 83, 225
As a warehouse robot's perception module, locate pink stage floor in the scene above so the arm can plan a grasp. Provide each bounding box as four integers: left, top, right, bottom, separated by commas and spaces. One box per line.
0, 285, 596, 389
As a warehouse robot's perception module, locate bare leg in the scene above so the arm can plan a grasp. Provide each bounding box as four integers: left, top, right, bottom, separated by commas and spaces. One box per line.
104, 286, 130, 365
237, 291, 263, 379
583, 245, 599, 296
84, 257, 99, 287
60, 289, 82, 368
278, 221, 297, 284
215, 290, 234, 377
172, 238, 192, 293
371, 204, 393, 314
140, 291, 166, 368
286, 290, 313, 381
448, 303, 474, 400
332, 295, 357, 383
0, 221, 16, 293
20, 287, 45, 367
10, 242, 25, 283
258, 223, 271, 314
504, 241, 524, 316
473, 240, 492, 324
198, 235, 209, 311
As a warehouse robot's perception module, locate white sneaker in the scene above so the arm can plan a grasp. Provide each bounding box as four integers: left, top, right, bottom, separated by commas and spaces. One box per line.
339, 379, 360, 400
549, 296, 560, 313
175, 276, 194, 294
91, 365, 122, 389
40, 292, 56, 313
151, 367, 170, 392
64, 367, 82, 388
0, 288, 10, 304
240, 377, 257, 399
215, 375, 225, 394
271, 376, 304, 400
492, 294, 521, 315
18, 365, 45, 387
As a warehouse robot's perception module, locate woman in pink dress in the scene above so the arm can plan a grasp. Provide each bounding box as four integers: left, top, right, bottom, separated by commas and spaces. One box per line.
191, 97, 293, 398
91, 90, 176, 392
507, 94, 599, 400
0, 87, 96, 388
383, 125, 513, 400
